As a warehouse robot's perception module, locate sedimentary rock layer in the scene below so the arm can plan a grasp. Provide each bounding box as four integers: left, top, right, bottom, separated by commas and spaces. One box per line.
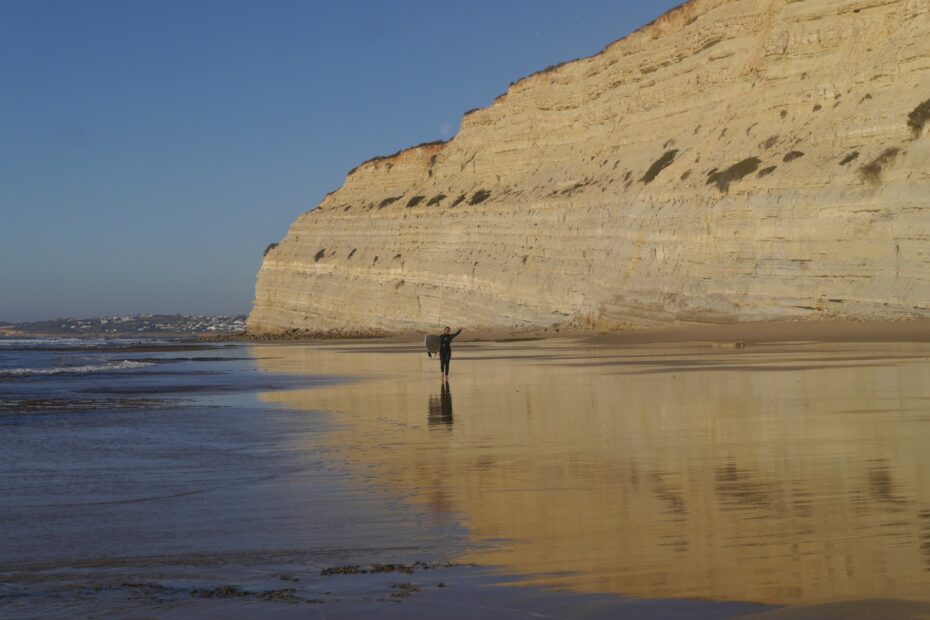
249, 0, 930, 335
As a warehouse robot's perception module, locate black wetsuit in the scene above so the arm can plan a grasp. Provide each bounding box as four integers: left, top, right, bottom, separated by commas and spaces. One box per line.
439, 329, 461, 376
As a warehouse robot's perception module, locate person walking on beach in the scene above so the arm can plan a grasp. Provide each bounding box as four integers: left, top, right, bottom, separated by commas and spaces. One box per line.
438, 326, 462, 381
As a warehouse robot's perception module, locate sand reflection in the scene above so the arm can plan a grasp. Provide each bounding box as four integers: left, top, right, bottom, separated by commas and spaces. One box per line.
251, 339, 930, 605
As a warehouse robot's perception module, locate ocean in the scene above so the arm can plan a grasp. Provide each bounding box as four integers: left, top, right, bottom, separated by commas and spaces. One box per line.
0, 337, 479, 619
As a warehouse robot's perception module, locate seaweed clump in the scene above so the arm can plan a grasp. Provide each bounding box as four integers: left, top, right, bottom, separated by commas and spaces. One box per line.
406, 195, 425, 208
783, 151, 805, 162
427, 193, 446, 206
706, 157, 762, 192
641, 150, 678, 184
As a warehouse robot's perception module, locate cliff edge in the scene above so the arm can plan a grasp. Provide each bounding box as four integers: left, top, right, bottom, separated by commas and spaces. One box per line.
249, 0, 930, 335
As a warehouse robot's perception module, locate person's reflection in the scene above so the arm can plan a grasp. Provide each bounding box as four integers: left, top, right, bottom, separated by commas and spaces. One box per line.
428, 382, 453, 426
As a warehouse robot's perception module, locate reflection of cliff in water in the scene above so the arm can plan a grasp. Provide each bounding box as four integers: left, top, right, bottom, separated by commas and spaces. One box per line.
251, 340, 930, 605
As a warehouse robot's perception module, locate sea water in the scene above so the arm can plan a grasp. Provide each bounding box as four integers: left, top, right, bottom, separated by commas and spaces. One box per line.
0, 338, 474, 618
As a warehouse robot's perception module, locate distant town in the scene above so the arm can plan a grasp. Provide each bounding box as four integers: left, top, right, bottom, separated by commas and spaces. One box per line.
0, 314, 248, 338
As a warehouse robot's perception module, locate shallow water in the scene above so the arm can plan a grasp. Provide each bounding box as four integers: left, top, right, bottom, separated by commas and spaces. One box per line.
5, 336, 930, 618
0, 340, 473, 618
252, 338, 930, 607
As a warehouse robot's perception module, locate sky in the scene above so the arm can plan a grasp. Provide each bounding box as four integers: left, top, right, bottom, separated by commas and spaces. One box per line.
0, 0, 681, 322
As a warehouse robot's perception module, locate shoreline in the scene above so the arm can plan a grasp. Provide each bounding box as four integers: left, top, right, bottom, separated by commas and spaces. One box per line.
229, 317, 930, 347
8, 316, 928, 347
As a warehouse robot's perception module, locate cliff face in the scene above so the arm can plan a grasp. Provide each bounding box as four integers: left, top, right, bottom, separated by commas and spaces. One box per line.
249, 0, 930, 335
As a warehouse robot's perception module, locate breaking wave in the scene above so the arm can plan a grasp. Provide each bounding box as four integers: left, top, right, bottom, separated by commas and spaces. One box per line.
0, 338, 153, 350
0, 360, 154, 377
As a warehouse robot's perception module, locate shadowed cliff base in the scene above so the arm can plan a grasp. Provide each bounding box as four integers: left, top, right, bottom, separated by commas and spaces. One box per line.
235, 319, 930, 350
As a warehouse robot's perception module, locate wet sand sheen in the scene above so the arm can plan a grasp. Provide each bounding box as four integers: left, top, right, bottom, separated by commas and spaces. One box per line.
252, 336, 930, 609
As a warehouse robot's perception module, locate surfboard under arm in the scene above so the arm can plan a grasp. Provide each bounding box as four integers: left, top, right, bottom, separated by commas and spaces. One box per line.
425, 335, 440, 356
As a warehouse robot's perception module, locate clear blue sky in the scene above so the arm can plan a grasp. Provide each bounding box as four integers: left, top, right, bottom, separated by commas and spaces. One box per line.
0, 0, 681, 322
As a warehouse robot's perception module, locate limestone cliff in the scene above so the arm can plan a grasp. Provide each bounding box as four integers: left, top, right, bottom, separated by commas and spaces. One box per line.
249, 0, 930, 335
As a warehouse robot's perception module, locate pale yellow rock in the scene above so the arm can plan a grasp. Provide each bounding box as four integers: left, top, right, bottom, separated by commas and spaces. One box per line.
248, 0, 930, 336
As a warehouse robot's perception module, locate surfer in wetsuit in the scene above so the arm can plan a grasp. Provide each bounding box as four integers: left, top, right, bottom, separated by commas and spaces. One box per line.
438, 326, 462, 381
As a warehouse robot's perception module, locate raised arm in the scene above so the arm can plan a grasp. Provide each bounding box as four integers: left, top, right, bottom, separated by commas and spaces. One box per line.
451, 328, 462, 339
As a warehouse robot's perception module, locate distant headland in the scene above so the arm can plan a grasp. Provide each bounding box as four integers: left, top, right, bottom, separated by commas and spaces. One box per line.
1, 314, 247, 339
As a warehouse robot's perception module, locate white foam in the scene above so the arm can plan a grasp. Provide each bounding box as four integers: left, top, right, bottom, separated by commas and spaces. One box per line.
0, 338, 90, 348
0, 360, 154, 377
0, 338, 163, 349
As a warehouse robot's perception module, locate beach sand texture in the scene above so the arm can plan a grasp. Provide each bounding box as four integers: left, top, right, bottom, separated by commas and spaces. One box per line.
253, 326, 930, 612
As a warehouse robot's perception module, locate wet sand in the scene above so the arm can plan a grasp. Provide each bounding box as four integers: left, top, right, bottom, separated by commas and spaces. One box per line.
584, 317, 930, 346
249, 320, 930, 617
6, 321, 930, 618
1, 339, 770, 619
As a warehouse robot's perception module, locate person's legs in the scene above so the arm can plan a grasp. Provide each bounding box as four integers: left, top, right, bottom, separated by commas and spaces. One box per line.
440, 354, 450, 378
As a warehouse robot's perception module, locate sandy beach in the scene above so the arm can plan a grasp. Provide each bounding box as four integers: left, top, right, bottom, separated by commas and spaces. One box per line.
5, 321, 930, 618
249, 319, 930, 617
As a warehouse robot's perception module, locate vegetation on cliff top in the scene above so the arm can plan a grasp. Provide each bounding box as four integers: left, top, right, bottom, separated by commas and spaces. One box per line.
346, 140, 447, 176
